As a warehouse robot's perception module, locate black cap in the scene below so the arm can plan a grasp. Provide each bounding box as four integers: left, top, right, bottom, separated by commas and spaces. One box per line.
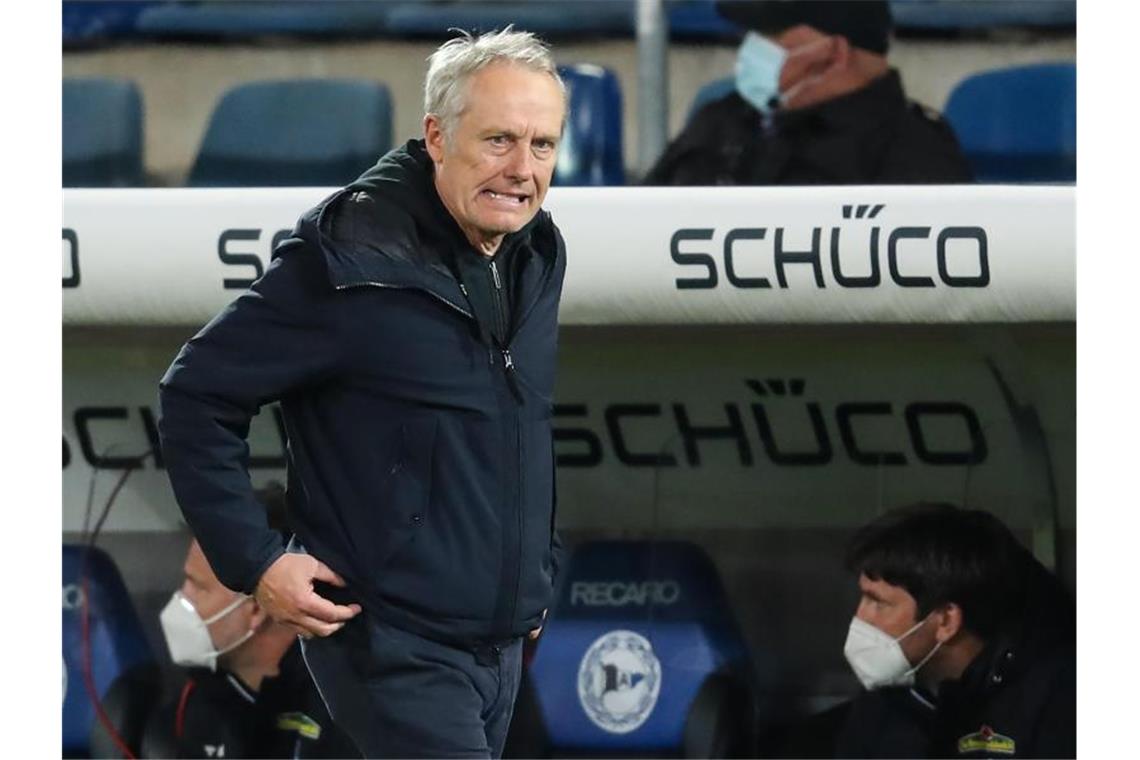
716, 0, 893, 54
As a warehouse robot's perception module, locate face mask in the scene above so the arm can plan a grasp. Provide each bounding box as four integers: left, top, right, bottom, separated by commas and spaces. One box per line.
735, 32, 786, 114
159, 590, 254, 672
843, 615, 943, 690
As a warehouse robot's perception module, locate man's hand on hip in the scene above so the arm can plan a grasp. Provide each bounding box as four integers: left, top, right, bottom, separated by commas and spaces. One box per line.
254, 553, 362, 638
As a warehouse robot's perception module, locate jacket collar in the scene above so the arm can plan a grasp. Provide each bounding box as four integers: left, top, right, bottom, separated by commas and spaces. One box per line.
289, 140, 552, 308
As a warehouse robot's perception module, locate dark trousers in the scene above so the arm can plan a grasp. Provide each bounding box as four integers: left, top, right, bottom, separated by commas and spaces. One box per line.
301, 612, 523, 759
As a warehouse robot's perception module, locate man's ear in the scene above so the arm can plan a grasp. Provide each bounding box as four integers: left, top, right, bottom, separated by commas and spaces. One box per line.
247, 598, 269, 632
423, 114, 446, 164
933, 602, 965, 643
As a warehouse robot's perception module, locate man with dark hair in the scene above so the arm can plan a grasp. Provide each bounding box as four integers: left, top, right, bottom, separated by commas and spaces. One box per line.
644, 0, 972, 186
835, 503, 1075, 758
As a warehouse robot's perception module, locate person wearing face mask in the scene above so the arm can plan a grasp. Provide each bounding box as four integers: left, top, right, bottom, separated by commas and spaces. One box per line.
643, 0, 972, 186
141, 485, 359, 759
830, 502, 1075, 758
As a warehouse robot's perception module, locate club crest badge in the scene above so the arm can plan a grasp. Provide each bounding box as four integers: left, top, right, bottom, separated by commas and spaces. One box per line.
957, 724, 1016, 755
577, 629, 662, 734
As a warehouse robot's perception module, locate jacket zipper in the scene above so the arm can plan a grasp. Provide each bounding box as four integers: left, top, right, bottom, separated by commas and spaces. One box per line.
489, 261, 523, 400
506, 410, 524, 633
341, 275, 524, 635
333, 280, 473, 319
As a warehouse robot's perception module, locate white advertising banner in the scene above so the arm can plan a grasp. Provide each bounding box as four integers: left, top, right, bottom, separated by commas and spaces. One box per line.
62, 185, 1074, 326
63, 325, 1073, 538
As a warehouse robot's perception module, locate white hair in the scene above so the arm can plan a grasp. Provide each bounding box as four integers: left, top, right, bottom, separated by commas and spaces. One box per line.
424, 27, 567, 140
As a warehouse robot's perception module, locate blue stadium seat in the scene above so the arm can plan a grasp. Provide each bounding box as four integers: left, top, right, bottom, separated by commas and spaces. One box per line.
63, 78, 144, 188
890, 0, 1075, 30
384, 1, 636, 38
514, 541, 756, 756
943, 63, 1076, 183
135, 1, 395, 40
687, 76, 736, 125
555, 65, 625, 186
188, 79, 393, 187
63, 1, 163, 47
63, 544, 160, 758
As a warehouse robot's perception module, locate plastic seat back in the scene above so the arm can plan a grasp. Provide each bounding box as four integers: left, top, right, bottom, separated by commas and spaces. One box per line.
943, 63, 1076, 183
62, 544, 159, 758
189, 78, 393, 187
63, 77, 144, 187
527, 541, 753, 754
555, 64, 625, 186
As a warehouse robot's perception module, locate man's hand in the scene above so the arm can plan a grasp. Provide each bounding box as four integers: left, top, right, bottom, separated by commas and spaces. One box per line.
528, 608, 548, 640
254, 553, 362, 638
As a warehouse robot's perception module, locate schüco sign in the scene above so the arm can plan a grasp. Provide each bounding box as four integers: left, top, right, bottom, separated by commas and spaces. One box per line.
64, 378, 987, 472
671, 204, 989, 291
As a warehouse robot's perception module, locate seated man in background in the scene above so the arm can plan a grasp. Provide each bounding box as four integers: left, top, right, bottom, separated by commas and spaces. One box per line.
142, 483, 359, 759
644, 0, 972, 186
835, 502, 1075, 758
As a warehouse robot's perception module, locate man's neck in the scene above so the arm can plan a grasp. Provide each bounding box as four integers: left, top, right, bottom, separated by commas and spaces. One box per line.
919, 633, 988, 696
467, 233, 503, 258
220, 632, 294, 693
227, 661, 279, 693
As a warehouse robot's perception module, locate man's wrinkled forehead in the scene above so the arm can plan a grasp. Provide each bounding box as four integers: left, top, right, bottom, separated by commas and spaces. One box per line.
458, 65, 566, 131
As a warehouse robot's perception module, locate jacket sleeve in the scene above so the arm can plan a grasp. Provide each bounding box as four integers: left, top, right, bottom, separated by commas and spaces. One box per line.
158, 246, 346, 594
548, 221, 569, 588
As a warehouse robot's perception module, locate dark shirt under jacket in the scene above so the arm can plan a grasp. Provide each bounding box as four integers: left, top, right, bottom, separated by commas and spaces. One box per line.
644, 69, 973, 186
141, 644, 360, 759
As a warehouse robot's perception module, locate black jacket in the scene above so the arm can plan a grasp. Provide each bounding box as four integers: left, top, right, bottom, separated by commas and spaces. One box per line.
644, 69, 973, 186
141, 645, 359, 759
158, 139, 567, 646
835, 558, 1076, 758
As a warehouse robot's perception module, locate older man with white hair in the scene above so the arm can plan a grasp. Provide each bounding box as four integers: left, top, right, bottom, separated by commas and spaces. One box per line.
158, 27, 569, 758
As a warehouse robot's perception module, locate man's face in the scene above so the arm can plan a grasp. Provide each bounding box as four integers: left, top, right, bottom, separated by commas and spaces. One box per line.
854, 573, 939, 667
425, 62, 564, 253
180, 540, 252, 653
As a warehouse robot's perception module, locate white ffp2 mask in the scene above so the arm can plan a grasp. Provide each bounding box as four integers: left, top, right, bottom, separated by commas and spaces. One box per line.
159, 591, 253, 672
843, 615, 942, 690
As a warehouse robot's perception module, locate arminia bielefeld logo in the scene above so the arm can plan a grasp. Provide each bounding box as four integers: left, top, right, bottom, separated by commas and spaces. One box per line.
577, 630, 662, 734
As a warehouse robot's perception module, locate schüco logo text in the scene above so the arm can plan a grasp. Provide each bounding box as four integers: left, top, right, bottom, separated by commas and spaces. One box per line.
671, 204, 989, 290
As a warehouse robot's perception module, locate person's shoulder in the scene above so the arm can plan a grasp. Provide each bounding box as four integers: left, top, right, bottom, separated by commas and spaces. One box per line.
900, 99, 962, 142
689, 91, 759, 132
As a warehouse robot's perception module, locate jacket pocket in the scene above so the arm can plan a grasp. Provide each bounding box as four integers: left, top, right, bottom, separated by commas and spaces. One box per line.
365, 416, 438, 575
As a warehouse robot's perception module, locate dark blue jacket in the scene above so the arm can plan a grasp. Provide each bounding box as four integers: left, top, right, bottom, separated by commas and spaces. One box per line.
158, 140, 566, 645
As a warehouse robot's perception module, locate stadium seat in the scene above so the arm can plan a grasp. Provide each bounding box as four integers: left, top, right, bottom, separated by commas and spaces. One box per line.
188, 79, 393, 187
63, 544, 160, 758
384, 1, 636, 38
63, 1, 163, 47
135, 1, 395, 40
889, 0, 1075, 31
687, 76, 736, 125
943, 63, 1076, 183
555, 65, 625, 186
510, 541, 757, 757
63, 77, 145, 188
